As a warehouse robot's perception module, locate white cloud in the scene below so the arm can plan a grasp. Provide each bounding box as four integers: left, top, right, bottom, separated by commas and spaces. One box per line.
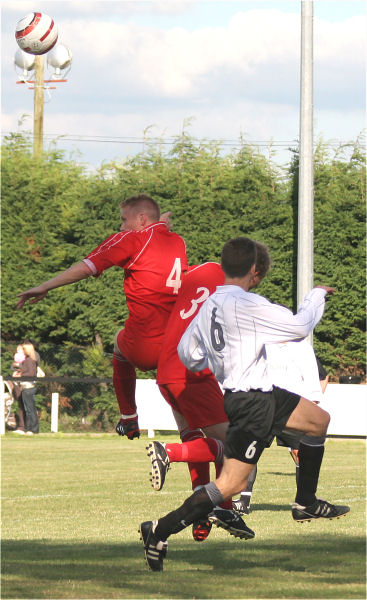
3, 98, 364, 171
315, 15, 366, 61
5, 6, 364, 102
3, 101, 297, 143
3, 1, 194, 18
2, 1, 35, 14
48, 8, 363, 105
5, 100, 363, 147
58, 10, 301, 96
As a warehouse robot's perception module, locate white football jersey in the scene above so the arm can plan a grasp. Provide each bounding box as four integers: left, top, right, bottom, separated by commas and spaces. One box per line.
265, 339, 323, 402
178, 285, 327, 393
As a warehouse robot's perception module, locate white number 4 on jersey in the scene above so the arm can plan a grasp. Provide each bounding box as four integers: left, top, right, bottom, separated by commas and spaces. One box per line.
166, 258, 182, 294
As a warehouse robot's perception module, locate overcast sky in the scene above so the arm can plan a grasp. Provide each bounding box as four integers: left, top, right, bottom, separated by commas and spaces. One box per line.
2, 1, 365, 169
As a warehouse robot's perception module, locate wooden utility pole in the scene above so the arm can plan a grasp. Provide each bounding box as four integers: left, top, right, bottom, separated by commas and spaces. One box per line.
33, 55, 44, 157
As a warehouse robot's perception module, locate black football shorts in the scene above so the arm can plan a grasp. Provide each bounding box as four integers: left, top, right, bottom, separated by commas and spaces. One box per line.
223, 386, 301, 464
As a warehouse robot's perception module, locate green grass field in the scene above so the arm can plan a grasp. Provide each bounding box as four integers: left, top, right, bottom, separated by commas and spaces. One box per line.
1, 434, 366, 599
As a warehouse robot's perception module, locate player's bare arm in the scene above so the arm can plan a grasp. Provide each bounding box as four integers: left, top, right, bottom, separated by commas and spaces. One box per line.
16, 261, 93, 309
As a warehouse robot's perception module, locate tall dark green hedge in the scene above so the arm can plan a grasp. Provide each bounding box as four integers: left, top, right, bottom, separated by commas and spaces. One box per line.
1, 131, 365, 381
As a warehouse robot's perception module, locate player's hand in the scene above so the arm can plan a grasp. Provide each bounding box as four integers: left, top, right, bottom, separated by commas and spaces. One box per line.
316, 285, 336, 295
160, 211, 173, 230
17, 285, 49, 309
115, 417, 140, 440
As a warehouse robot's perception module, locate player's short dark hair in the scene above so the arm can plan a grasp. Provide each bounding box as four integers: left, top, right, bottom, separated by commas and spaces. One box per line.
121, 194, 160, 221
255, 241, 271, 278
221, 237, 257, 278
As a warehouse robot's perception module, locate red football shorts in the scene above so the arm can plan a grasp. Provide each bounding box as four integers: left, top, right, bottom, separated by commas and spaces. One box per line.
159, 375, 228, 429
116, 327, 162, 371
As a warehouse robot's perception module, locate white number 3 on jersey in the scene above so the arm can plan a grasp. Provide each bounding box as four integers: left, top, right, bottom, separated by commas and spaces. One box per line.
180, 287, 210, 320
166, 258, 182, 294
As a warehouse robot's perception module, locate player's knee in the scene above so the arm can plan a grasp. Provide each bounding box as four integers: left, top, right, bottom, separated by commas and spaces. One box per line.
318, 408, 330, 433
180, 428, 204, 443
309, 407, 330, 436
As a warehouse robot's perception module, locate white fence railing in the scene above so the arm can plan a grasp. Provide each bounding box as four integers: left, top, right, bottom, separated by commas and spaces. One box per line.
1, 378, 366, 437
318, 383, 366, 436
135, 381, 367, 437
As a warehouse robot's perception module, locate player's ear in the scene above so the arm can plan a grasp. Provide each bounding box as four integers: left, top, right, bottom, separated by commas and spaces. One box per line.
249, 270, 260, 290
139, 213, 147, 227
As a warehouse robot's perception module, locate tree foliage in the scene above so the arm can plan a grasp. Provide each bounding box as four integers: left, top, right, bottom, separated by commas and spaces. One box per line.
1, 131, 365, 390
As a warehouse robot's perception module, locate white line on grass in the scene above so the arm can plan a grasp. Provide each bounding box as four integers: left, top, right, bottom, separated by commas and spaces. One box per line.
1, 493, 72, 500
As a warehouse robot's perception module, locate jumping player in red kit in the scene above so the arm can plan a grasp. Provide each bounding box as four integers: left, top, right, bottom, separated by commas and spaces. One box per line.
16, 194, 188, 436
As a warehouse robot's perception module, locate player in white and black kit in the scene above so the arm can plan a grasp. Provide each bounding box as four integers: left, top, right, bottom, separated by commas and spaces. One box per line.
231, 243, 329, 513
139, 236, 350, 572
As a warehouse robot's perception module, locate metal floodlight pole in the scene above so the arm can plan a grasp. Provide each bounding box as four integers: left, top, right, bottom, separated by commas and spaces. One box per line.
33, 55, 44, 157
298, 0, 314, 338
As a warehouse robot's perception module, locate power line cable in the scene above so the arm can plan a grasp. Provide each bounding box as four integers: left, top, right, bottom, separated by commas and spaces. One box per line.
1, 131, 355, 148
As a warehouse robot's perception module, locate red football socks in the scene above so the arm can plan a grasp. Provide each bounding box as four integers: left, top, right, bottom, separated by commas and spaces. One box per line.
165, 437, 221, 463
112, 352, 137, 415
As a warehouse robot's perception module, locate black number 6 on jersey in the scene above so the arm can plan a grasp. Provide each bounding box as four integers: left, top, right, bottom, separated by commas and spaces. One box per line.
210, 308, 225, 351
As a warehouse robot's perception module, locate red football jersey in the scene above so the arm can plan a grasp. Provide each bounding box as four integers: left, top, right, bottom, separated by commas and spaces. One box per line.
157, 262, 225, 383
84, 222, 188, 339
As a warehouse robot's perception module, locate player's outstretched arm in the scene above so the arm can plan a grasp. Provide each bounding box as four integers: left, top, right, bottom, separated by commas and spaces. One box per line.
16, 261, 93, 309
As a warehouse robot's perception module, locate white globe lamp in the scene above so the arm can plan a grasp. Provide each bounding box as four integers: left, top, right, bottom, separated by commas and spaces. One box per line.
47, 44, 72, 77
14, 47, 35, 80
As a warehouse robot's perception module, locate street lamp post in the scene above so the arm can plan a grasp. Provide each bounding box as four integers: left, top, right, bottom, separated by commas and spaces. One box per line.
298, 0, 314, 339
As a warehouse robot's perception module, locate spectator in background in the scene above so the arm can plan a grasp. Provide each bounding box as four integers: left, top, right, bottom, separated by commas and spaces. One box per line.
11, 345, 27, 434
18, 341, 39, 435
22, 339, 41, 368
13, 345, 26, 372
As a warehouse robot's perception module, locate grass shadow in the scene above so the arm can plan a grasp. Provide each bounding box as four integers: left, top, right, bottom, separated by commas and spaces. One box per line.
1, 534, 366, 599
268, 471, 296, 477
